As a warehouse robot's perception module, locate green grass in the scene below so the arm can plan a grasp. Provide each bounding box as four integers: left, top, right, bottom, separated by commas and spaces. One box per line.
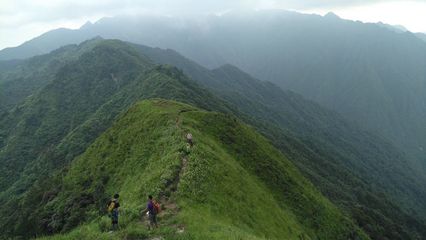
35, 99, 366, 240
2, 39, 422, 239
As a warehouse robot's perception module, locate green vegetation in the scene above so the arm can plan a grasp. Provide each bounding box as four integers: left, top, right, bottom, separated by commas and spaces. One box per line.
0, 40, 232, 238
123, 11, 426, 169
0, 39, 425, 239
1, 10, 426, 171
31, 99, 366, 240
0, 38, 152, 191
0, 37, 106, 112
135, 44, 426, 239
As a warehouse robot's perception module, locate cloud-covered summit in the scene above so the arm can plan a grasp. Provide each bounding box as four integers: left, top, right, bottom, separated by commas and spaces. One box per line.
1, 0, 425, 50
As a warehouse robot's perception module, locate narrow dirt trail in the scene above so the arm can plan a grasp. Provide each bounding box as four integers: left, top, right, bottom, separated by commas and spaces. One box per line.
145, 109, 194, 235
164, 108, 193, 194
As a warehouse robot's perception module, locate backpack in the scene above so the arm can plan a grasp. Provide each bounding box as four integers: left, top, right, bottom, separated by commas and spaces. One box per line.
153, 200, 161, 214
107, 199, 116, 213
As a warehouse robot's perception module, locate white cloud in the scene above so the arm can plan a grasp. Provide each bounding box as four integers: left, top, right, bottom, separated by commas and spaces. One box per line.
0, 0, 426, 50
302, 0, 426, 32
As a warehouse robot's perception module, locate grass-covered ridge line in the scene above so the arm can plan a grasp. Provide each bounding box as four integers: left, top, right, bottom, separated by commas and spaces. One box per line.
1, 39, 419, 239
0, 40, 232, 238
37, 99, 367, 240
1, 39, 423, 239
136, 43, 426, 239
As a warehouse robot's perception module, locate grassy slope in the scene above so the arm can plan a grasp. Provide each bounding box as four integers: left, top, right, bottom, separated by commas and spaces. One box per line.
1, 39, 422, 239
134, 44, 426, 239
0, 39, 151, 191
37, 99, 367, 240
0, 40, 232, 238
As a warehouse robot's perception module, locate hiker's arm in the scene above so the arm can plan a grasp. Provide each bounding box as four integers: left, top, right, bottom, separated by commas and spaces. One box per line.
140, 207, 148, 215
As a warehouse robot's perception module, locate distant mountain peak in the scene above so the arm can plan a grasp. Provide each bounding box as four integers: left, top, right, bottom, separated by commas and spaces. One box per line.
324, 12, 340, 19
80, 21, 93, 29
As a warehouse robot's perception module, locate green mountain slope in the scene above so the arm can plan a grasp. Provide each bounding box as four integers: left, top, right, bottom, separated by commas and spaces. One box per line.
0, 39, 152, 190
33, 99, 367, 240
0, 40, 233, 238
5, 10, 423, 171
0, 38, 106, 113
1, 39, 425, 239
133, 44, 426, 239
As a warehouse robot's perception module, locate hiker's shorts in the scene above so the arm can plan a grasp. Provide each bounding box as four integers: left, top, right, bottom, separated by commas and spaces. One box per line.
111, 210, 119, 224
149, 213, 157, 224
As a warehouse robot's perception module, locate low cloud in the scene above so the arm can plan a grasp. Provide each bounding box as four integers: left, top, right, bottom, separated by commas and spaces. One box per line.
0, 0, 398, 28
0, 0, 424, 49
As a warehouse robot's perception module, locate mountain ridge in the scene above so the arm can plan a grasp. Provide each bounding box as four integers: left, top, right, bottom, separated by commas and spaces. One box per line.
1, 39, 425, 239
2, 11, 426, 162
4, 98, 370, 239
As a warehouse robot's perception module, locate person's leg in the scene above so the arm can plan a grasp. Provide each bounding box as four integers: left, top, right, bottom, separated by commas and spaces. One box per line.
154, 214, 158, 228
148, 214, 154, 230
110, 215, 115, 231
112, 211, 119, 230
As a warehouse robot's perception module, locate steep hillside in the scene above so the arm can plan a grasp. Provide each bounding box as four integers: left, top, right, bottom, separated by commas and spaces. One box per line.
133, 45, 426, 239
0, 39, 152, 191
129, 11, 426, 166
0, 38, 106, 112
1, 39, 425, 239
30, 99, 367, 240
0, 40, 233, 238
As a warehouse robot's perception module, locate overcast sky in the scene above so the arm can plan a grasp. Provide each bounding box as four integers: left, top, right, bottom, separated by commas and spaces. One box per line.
1, 0, 426, 50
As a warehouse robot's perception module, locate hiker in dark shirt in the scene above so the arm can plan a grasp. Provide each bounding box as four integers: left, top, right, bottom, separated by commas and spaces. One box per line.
107, 193, 120, 230
141, 195, 159, 229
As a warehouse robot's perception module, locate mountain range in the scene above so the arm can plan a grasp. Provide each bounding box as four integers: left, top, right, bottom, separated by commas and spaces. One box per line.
1, 10, 425, 172
0, 39, 365, 239
0, 38, 425, 239
1, 9, 426, 240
